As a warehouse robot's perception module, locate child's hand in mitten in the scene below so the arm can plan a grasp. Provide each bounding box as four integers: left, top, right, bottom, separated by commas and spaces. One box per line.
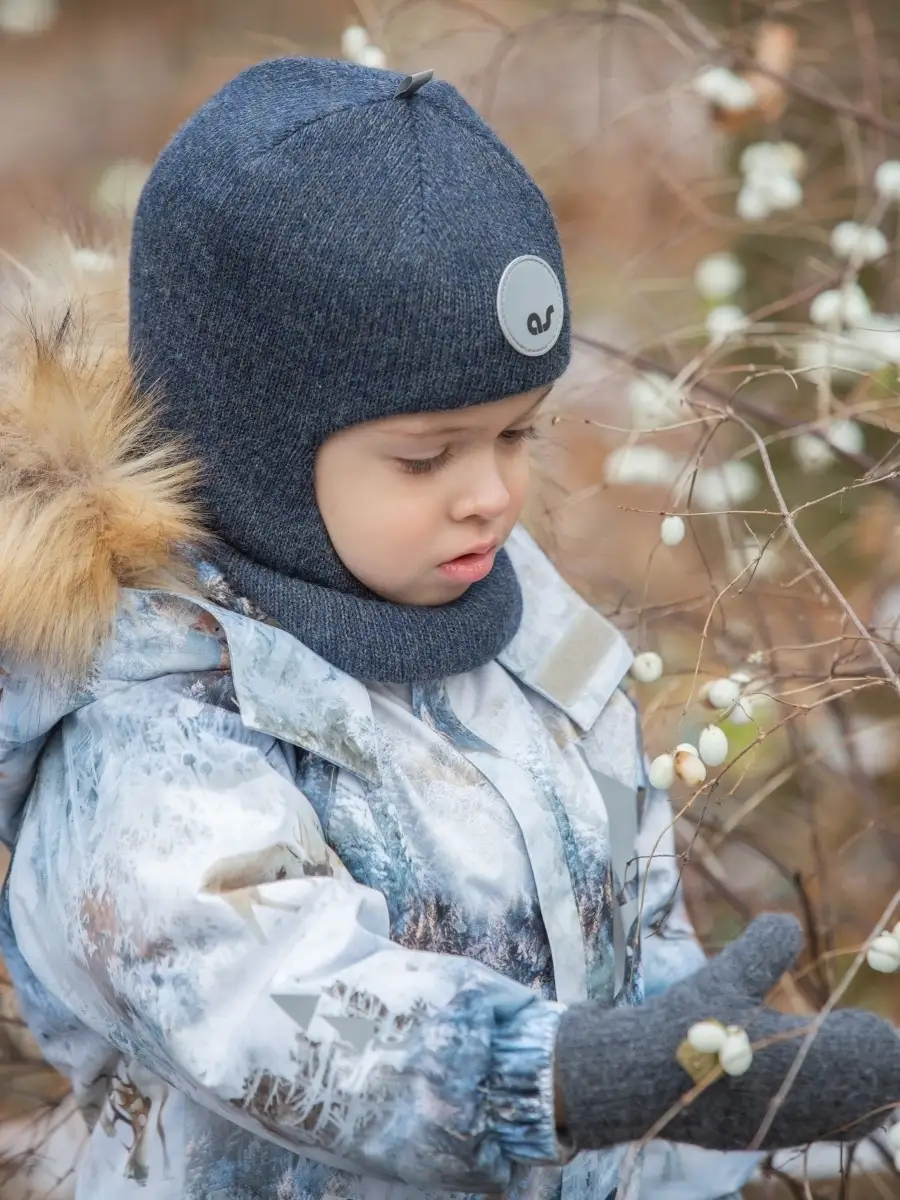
555, 915, 900, 1152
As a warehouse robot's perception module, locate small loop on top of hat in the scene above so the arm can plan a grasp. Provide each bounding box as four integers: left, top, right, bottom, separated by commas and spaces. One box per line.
395, 69, 434, 98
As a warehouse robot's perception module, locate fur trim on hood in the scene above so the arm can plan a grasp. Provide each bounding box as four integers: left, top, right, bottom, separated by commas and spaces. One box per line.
0, 236, 205, 682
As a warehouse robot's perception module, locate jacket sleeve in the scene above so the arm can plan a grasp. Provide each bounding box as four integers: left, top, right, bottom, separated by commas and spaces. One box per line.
7, 675, 566, 1193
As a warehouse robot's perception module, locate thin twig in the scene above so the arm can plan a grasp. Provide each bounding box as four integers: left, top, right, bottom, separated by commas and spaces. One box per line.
750, 890, 900, 1148
573, 332, 900, 500
730, 410, 900, 701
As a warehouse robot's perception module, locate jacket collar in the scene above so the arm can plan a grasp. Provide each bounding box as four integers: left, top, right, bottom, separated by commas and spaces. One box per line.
182, 596, 384, 787
154, 526, 632, 787
499, 526, 634, 731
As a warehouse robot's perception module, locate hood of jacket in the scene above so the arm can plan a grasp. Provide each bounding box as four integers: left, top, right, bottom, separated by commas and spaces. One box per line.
0, 236, 207, 847
0, 235, 205, 685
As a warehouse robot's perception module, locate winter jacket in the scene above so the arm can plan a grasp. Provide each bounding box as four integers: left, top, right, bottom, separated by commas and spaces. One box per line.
0, 246, 760, 1200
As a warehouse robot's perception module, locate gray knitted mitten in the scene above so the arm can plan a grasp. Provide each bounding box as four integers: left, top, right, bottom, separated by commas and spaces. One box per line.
555, 915, 900, 1151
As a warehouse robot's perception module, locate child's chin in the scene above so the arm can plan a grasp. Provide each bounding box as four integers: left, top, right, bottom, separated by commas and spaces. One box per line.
381, 576, 472, 607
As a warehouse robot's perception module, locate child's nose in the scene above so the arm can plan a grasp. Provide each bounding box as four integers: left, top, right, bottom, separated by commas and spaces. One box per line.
449, 461, 511, 522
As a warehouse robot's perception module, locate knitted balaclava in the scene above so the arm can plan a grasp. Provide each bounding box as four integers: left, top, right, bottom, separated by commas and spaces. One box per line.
129, 56, 571, 682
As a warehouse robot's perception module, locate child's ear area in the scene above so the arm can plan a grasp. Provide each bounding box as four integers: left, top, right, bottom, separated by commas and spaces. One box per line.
532, 382, 556, 414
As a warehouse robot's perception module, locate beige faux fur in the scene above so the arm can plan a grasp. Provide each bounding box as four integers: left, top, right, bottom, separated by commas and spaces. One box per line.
0, 236, 206, 682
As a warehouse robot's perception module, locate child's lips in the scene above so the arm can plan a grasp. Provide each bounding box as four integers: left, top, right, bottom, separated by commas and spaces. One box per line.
438, 545, 498, 583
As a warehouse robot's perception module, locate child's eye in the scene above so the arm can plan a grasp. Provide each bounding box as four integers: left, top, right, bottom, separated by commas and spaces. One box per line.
500, 425, 538, 444
398, 448, 453, 475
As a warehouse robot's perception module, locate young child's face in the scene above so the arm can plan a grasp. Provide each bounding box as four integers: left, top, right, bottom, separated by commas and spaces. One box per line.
315, 387, 549, 605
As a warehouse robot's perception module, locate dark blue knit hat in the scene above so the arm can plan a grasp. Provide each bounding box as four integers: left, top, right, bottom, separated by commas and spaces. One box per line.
129, 56, 572, 681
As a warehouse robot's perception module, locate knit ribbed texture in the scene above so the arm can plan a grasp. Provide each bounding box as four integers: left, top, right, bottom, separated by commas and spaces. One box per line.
128, 56, 570, 681
212, 540, 523, 683
555, 915, 900, 1152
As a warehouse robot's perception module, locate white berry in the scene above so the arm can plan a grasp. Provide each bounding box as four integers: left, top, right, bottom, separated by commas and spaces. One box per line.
698, 725, 729, 767
831, 220, 887, 263
694, 253, 745, 301
687, 1020, 728, 1054
793, 432, 836, 474
740, 140, 805, 178
729, 695, 757, 726
71, 247, 116, 272
719, 1028, 753, 1077
692, 67, 756, 112
631, 652, 664, 684
340, 24, 370, 59
359, 44, 387, 68
706, 304, 747, 341
866, 932, 900, 974
830, 221, 861, 258
0, 0, 58, 35
648, 754, 676, 790
661, 515, 686, 546
862, 227, 889, 260
627, 373, 685, 428
674, 749, 707, 787
736, 184, 773, 222
706, 678, 741, 711
810, 283, 871, 328
827, 418, 865, 455
875, 160, 900, 202
767, 173, 803, 212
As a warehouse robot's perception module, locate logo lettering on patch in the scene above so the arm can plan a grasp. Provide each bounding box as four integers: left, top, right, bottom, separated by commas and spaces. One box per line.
527, 304, 555, 336
496, 256, 564, 357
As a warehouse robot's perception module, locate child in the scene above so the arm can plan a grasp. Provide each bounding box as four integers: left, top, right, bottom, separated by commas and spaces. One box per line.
0, 56, 897, 1200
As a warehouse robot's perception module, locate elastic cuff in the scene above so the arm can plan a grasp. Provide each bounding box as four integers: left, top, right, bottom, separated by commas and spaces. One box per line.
489, 1000, 575, 1166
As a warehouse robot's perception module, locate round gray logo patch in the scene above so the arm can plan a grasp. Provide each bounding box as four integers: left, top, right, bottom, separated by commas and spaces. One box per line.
496, 255, 564, 357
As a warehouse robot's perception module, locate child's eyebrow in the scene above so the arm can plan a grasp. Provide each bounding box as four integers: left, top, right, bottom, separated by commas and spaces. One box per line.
393, 419, 477, 438
391, 390, 551, 439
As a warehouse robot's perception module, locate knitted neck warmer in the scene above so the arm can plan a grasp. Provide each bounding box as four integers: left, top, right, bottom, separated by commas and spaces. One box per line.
210, 535, 523, 684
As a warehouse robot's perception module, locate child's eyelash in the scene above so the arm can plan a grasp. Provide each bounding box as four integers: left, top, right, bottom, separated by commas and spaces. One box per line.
400, 449, 453, 475
500, 425, 538, 444
398, 426, 538, 476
